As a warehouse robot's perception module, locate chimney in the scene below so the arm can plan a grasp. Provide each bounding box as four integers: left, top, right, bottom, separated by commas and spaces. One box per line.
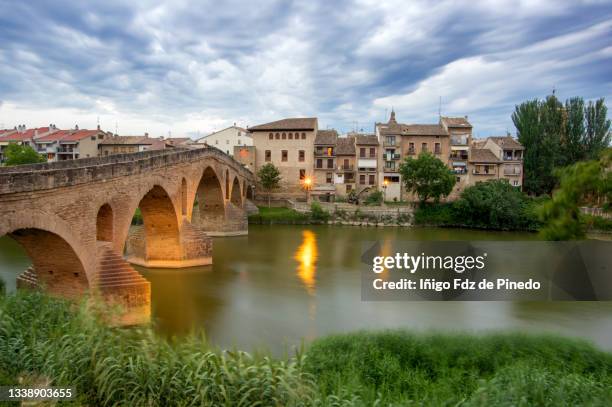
97, 124, 100, 130
75, 124, 79, 130
464, 115, 468, 119
144, 132, 149, 138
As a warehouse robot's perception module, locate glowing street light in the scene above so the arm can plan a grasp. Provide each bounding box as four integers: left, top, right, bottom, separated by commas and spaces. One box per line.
382, 179, 389, 203
303, 176, 312, 202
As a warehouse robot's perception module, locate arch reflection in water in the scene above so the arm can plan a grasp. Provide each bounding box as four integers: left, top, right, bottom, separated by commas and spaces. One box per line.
294, 230, 318, 295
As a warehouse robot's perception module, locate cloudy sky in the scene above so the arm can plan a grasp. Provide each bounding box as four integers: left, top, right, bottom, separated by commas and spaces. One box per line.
0, 0, 610, 138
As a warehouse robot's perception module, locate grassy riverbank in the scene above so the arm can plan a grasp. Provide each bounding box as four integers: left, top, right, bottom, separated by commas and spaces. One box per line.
1, 292, 611, 406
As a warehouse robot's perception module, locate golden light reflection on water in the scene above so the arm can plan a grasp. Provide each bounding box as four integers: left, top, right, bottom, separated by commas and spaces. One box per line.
294, 230, 318, 296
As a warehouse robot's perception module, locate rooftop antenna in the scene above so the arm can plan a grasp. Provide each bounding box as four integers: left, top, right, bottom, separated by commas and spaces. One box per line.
438, 96, 442, 118
115, 121, 118, 135
552, 86, 556, 95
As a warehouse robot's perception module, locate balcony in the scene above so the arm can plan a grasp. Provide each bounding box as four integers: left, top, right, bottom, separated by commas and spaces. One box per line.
504, 168, 522, 176
383, 141, 397, 147
315, 150, 335, 157
503, 150, 523, 161
451, 136, 469, 146
384, 162, 396, 171
385, 153, 401, 160
338, 164, 354, 171
472, 169, 496, 175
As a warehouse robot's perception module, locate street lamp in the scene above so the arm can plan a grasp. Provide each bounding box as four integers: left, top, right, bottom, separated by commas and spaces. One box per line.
303, 176, 312, 203
382, 179, 389, 203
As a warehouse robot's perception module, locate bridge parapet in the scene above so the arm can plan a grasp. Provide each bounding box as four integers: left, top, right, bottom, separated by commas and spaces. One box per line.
0, 146, 253, 194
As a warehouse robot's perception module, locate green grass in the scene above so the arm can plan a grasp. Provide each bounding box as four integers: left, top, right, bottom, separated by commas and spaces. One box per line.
305, 330, 612, 406
248, 206, 311, 224
1, 292, 610, 406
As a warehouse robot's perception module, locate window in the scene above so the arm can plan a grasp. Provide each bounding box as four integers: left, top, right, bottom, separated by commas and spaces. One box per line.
316, 158, 323, 168
299, 169, 306, 180
281, 150, 288, 161
238, 132, 241, 137
289, 133, 293, 139
385, 136, 395, 146
456, 176, 461, 183
408, 142, 415, 154
91, 136, 96, 141
215, 140, 219, 144
226, 140, 229, 144
513, 180, 519, 186
326, 172, 333, 183
360, 174, 366, 184
238, 139, 241, 145
343, 159, 349, 169
360, 147, 366, 158
265, 150, 271, 162
282, 133, 286, 140
369, 147, 376, 157
421, 143, 427, 152
434, 143, 441, 154
299, 150, 305, 162
301, 132, 306, 139
275, 133, 280, 139
269, 133, 273, 140
327, 158, 333, 169
369, 174, 375, 185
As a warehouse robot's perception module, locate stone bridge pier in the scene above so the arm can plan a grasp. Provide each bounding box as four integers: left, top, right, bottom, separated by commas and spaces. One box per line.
0, 148, 255, 325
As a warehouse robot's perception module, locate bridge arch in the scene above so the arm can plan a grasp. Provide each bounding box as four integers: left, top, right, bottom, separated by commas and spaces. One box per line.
96, 203, 114, 242
126, 184, 181, 265
7, 228, 89, 298
195, 166, 225, 232
246, 185, 255, 200
230, 176, 242, 207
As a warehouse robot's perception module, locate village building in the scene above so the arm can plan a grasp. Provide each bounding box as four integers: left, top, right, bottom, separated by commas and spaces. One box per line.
249, 118, 317, 200
195, 125, 251, 155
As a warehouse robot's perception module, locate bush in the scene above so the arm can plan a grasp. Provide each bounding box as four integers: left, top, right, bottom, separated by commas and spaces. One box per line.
310, 202, 330, 222
305, 331, 612, 406
364, 190, 383, 206
413, 180, 541, 231
131, 208, 143, 225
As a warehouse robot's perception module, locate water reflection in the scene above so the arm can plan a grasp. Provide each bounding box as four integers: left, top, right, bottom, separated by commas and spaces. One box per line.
294, 230, 318, 296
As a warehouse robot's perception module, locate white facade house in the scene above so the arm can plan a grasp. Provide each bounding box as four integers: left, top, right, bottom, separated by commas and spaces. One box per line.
195, 125, 252, 155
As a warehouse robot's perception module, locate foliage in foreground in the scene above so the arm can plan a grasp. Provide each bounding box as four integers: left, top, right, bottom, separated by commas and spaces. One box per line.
0, 292, 316, 406
2, 143, 46, 166
306, 331, 612, 406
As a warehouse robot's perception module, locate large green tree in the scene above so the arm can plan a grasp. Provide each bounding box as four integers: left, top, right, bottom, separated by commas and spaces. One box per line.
257, 163, 282, 207
513, 95, 610, 196
398, 152, 456, 203
539, 149, 611, 240
3, 143, 46, 166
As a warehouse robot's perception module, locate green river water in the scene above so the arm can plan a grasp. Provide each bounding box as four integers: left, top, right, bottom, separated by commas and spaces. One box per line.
1, 225, 611, 353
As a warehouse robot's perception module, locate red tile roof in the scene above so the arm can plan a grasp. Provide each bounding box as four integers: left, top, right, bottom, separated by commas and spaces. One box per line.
249, 117, 317, 131
59, 129, 100, 142
35, 130, 71, 142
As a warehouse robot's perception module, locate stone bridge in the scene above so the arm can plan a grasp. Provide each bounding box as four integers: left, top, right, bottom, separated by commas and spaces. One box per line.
0, 147, 255, 324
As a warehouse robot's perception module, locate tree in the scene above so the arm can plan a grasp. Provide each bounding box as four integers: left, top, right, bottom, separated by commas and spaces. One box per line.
514, 94, 610, 196
453, 180, 539, 230
257, 163, 282, 207
398, 152, 456, 203
3, 143, 46, 166
584, 98, 611, 160
539, 149, 611, 240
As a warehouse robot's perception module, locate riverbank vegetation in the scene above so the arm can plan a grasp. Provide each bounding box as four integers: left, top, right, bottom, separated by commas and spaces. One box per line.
1, 292, 610, 406
248, 203, 411, 226
414, 180, 542, 231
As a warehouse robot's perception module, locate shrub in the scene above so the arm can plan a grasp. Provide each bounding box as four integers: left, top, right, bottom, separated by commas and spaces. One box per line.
310, 202, 330, 222
453, 180, 540, 230
364, 190, 383, 206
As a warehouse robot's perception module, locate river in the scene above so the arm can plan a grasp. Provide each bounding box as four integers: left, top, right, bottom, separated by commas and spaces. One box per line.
1, 225, 611, 353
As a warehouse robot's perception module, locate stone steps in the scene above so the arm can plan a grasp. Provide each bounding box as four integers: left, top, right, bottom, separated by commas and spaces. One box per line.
95, 242, 149, 290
